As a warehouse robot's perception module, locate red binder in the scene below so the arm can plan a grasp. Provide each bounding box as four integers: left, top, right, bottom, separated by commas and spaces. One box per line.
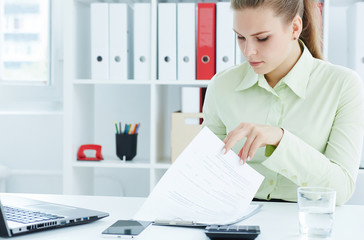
197, 3, 216, 80
197, 3, 216, 115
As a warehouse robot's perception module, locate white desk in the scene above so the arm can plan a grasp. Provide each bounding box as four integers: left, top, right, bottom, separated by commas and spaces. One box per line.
2, 193, 364, 240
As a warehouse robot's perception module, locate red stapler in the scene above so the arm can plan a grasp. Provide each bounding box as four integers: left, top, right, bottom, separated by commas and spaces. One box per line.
77, 144, 104, 161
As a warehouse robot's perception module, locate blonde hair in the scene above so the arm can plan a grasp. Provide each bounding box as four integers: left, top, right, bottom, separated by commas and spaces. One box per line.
231, 0, 323, 60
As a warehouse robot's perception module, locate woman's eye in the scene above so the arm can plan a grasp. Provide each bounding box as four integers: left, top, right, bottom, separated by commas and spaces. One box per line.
257, 36, 269, 42
237, 35, 245, 40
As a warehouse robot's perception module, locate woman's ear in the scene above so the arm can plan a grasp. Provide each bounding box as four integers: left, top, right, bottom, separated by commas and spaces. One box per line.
292, 15, 302, 40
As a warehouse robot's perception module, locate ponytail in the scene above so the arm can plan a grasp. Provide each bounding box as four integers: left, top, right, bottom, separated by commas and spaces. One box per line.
300, 0, 323, 60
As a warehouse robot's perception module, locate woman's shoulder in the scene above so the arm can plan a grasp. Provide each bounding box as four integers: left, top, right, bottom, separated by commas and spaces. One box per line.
312, 58, 362, 88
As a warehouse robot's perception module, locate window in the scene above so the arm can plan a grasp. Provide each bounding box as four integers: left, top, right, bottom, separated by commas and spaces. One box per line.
0, 0, 50, 85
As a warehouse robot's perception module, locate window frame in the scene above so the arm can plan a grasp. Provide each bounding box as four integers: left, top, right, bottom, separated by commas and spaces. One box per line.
0, 0, 62, 106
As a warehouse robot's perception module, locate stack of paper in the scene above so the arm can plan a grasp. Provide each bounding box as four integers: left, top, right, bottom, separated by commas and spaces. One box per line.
134, 127, 264, 225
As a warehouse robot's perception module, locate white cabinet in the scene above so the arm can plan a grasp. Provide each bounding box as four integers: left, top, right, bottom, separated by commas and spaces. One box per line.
63, 0, 209, 196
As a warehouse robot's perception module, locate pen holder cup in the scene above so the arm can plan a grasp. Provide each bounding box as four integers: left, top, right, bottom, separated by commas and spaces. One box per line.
115, 134, 138, 161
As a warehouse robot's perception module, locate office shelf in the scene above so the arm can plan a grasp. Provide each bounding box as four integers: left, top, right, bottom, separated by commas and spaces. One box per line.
73, 79, 210, 87
72, 157, 151, 169
72, 158, 171, 169
63, 0, 178, 196
73, 79, 151, 85
153, 80, 210, 87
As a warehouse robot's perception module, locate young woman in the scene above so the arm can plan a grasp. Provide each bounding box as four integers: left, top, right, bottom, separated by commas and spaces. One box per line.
202, 0, 364, 205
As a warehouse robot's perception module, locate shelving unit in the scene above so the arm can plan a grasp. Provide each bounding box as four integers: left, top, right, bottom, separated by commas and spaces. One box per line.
63, 0, 337, 197
63, 0, 212, 196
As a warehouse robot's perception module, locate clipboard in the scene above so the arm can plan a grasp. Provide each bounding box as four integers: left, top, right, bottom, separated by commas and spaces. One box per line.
153, 219, 207, 228
152, 204, 262, 228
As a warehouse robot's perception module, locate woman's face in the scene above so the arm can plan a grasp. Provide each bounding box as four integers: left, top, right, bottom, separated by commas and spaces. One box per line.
233, 7, 294, 75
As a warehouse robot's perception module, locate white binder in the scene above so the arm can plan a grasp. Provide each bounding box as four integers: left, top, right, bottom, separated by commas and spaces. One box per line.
216, 2, 235, 73
109, 3, 128, 81
177, 3, 196, 81
158, 3, 177, 80
91, 3, 109, 80
134, 3, 151, 80
181, 87, 200, 125
235, 36, 245, 65
182, 87, 200, 113
348, 3, 364, 82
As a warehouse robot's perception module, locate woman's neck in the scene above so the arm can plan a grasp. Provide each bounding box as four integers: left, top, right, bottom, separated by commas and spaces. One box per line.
265, 41, 303, 88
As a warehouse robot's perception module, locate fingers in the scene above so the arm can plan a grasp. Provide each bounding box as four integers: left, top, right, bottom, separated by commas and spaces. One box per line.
223, 123, 250, 154
245, 134, 261, 162
238, 133, 256, 163
222, 132, 233, 153
222, 123, 283, 164
239, 126, 259, 164
238, 148, 250, 165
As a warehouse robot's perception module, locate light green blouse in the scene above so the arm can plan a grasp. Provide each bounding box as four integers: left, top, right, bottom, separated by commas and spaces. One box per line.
202, 42, 364, 205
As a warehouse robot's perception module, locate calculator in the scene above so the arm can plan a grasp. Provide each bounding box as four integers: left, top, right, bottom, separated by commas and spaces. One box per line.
204, 225, 260, 240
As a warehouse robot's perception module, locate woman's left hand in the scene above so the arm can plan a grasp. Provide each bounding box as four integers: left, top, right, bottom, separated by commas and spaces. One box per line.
222, 122, 284, 164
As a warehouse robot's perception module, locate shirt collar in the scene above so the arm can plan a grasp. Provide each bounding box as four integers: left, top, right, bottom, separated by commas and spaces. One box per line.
235, 65, 258, 91
235, 40, 314, 99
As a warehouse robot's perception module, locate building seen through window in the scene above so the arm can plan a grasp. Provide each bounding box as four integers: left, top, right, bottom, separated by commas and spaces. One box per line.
0, 0, 50, 84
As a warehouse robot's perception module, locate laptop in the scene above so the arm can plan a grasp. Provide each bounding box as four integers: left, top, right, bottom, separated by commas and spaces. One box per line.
0, 195, 109, 237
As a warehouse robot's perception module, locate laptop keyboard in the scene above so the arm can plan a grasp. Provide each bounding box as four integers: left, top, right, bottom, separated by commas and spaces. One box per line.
4, 205, 64, 224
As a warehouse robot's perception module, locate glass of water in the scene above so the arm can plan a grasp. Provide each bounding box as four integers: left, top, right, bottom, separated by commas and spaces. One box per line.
297, 187, 336, 238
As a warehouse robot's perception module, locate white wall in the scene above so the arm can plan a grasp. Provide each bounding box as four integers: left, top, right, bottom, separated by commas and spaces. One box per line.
0, 114, 63, 193
327, 6, 348, 66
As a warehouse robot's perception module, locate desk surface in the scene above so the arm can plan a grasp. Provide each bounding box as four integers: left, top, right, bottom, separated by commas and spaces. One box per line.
1, 193, 363, 240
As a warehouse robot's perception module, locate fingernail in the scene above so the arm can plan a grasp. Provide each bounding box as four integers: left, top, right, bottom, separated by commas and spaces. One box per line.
240, 158, 244, 165
247, 156, 251, 161
221, 148, 226, 155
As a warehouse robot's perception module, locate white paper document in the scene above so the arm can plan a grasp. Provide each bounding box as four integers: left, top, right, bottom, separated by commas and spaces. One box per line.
134, 127, 264, 225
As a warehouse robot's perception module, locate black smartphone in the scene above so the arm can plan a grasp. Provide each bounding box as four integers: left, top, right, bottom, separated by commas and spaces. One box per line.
102, 220, 151, 237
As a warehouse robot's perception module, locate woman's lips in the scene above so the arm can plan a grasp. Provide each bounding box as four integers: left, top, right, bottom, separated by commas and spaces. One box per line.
249, 61, 263, 67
